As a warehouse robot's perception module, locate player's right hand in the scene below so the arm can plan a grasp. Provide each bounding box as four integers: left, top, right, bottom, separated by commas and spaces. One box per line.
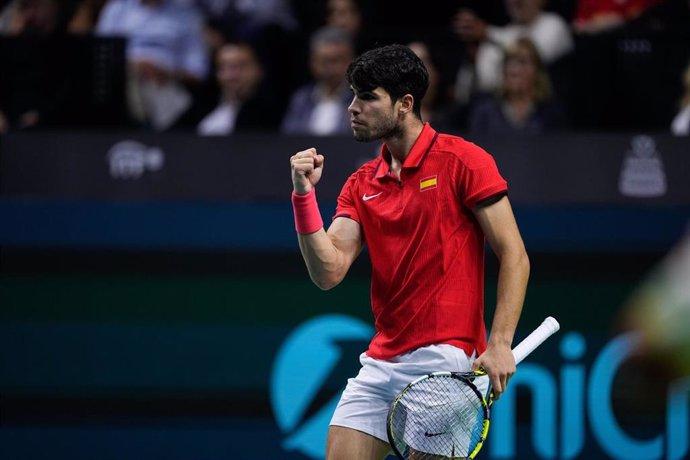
290, 148, 324, 195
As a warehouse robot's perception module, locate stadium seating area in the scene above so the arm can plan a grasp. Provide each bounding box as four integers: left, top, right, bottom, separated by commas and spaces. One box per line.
0, 0, 688, 134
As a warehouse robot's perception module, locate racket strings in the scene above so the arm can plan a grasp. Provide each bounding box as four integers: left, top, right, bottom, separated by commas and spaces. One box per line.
389, 376, 487, 459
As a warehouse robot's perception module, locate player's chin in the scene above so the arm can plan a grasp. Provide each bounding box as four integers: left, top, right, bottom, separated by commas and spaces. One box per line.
352, 128, 376, 143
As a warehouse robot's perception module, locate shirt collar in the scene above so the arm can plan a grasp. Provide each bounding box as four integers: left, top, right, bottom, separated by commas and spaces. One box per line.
375, 122, 437, 179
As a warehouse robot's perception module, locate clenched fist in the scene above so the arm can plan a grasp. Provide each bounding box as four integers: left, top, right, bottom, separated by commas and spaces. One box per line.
290, 148, 325, 195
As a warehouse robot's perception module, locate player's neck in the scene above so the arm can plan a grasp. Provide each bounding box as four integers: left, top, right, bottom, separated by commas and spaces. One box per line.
384, 118, 424, 167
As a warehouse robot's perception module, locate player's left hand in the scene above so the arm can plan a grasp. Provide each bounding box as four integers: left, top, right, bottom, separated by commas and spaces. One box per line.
472, 343, 515, 400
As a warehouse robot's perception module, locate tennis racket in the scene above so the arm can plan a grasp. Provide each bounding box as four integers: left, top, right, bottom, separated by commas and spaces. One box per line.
387, 316, 560, 459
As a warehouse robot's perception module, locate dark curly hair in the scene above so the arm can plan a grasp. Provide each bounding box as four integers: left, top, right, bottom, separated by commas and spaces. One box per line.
346, 44, 429, 119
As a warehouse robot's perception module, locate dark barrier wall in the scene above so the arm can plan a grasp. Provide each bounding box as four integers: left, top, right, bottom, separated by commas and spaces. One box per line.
1, 132, 689, 460
2, 131, 689, 204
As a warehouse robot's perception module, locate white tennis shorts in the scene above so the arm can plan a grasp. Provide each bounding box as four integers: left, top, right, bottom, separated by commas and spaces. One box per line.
329, 344, 476, 443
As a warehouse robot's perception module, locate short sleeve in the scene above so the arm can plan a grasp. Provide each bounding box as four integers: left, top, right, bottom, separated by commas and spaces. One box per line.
458, 144, 508, 209
333, 172, 361, 224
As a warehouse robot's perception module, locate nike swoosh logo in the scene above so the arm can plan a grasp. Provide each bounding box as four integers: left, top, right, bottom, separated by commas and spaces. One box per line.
424, 431, 446, 437
362, 192, 383, 202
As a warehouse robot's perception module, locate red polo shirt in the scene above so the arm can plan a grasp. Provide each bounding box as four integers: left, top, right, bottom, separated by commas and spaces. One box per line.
333, 123, 507, 360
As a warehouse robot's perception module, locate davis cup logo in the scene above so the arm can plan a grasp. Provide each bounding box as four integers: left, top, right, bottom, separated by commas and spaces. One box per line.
618, 135, 666, 198
270, 314, 373, 459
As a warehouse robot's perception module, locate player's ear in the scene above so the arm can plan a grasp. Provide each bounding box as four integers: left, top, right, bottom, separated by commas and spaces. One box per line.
399, 94, 414, 114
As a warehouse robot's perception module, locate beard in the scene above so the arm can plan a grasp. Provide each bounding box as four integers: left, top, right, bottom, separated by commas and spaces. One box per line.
352, 111, 403, 143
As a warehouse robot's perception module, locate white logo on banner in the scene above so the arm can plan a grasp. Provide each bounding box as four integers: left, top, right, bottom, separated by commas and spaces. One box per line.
618, 135, 667, 198
106, 140, 164, 179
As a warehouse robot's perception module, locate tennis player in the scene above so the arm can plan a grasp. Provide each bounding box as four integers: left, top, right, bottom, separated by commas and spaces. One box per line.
290, 44, 530, 460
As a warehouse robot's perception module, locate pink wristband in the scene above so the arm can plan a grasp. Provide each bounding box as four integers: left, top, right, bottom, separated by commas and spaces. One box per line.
292, 188, 324, 234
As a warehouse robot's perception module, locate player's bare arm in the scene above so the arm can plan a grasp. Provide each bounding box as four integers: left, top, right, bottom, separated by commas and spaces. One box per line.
472, 195, 530, 399
298, 217, 363, 290
290, 148, 364, 290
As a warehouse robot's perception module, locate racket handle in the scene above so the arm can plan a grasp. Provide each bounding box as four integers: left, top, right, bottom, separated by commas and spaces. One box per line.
512, 316, 560, 365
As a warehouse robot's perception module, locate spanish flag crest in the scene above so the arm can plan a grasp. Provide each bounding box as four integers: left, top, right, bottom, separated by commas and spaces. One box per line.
419, 175, 438, 192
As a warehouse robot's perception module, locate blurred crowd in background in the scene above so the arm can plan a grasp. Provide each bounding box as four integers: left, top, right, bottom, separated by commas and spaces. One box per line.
0, 0, 689, 136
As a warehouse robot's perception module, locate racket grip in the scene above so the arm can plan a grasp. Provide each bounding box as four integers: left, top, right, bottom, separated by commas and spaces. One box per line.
512, 316, 560, 365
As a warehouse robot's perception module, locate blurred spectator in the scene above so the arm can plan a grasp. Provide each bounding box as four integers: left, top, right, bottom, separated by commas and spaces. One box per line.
187, 0, 300, 109
452, 0, 574, 104
671, 61, 690, 136
325, 0, 360, 35
407, 40, 454, 127
197, 42, 281, 135
289, 0, 371, 101
0, 0, 64, 132
194, 0, 297, 45
0, 0, 106, 35
468, 37, 567, 135
95, 0, 210, 131
280, 26, 353, 136
65, 0, 106, 34
573, 0, 661, 34
324, 0, 372, 53
0, 0, 59, 36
